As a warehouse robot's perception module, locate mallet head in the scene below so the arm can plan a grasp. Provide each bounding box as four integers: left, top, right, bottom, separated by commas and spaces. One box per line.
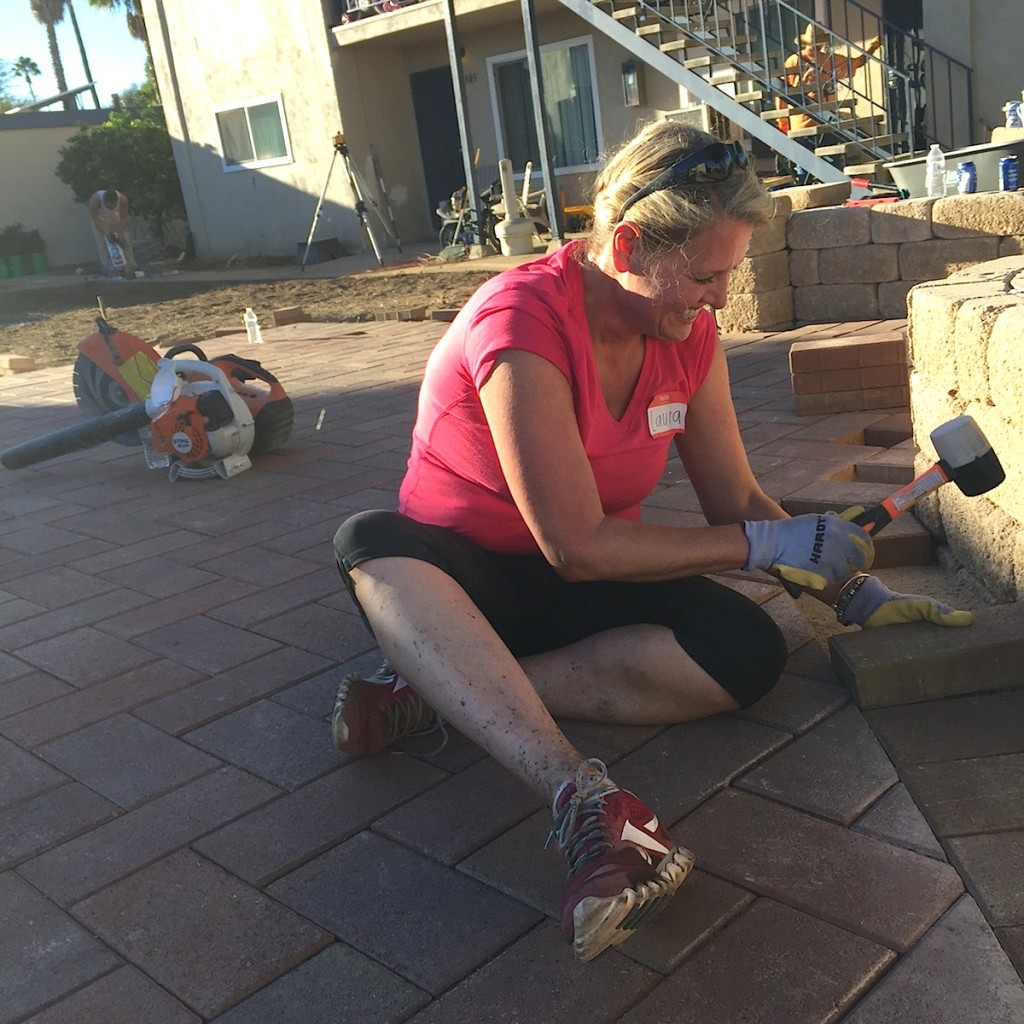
930, 415, 1005, 497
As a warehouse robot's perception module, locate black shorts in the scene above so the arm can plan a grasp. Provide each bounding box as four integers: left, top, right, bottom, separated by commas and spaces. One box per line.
334, 510, 786, 708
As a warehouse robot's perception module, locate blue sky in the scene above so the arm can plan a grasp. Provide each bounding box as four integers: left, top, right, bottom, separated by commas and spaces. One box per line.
4, 2, 149, 107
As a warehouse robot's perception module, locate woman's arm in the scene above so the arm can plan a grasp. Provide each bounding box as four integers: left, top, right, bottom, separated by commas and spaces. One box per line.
478, 348, 751, 583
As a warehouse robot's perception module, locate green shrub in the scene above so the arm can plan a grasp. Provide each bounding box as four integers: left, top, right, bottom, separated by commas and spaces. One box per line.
0, 224, 45, 258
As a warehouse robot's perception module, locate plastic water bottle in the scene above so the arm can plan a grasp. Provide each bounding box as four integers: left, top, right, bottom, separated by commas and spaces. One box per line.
243, 307, 263, 345
925, 144, 946, 199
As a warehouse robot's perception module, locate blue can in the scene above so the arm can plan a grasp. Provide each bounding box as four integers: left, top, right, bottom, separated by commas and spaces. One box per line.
956, 161, 977, 194
1000, 155, 1020, 191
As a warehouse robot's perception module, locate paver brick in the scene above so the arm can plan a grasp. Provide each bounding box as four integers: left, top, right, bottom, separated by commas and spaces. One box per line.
13, 623, 157, 686
374, 757, 542, 866
18, 766, 280, 905
841, 896, 1024, 1023
406, 922, 657, 1024
0, 872, 120, 1022
867, 689, 1024, 764
0, 669, 72, 719
21, 965, 201, 1024
830, 601, 1024, 707
213, 943, 428, 1024
618, 868, 753, 974
38, 713, 219, 809
74, 849, 332, 1020
852, 783, 946, 860
611, 716, 790, 826
134, 646, 332, 735
196, 757, 446, 886
680, 788, 963, 950
736, 704, 898, 824
132, 615, 282, 673
0, 733, 66, 810
947, 830, 1024, 927
735, 671, 850, 735
620, 898, 894, 1024
903, 753, 1024, 837
0, 781, 119, 868
0, 659, 202, 748
267, 831, 542, 995
185, 699, 339, 791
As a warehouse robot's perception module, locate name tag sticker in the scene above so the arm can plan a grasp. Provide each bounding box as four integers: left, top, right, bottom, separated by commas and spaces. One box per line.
647, 391, 687, 438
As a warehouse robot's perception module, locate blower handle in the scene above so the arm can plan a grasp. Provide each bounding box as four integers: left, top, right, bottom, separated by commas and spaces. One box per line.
1, 401, 151, 470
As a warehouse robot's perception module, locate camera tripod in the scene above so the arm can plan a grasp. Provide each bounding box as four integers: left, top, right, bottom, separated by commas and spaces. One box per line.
301, 133, 401, 270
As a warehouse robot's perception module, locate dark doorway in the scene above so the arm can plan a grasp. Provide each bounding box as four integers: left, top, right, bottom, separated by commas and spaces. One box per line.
410, 65, 465, 229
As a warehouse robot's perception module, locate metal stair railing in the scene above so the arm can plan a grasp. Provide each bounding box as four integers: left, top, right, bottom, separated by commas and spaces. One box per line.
562, 0, 847, 183
568, 0, 973, 182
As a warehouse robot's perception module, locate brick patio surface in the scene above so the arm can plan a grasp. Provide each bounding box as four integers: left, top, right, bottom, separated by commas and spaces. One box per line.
1, 306, 1023, 1023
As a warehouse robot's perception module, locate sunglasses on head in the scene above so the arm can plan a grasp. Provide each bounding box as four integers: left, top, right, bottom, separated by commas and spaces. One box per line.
615, 141, 749, 223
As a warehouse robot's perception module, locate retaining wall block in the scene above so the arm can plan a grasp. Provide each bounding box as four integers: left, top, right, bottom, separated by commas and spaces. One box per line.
718, 286, 793, 334
819, 243, 900, 284
899, 236, 1001, 281
789, 248, 819, 286
787, 206, 872, 250
907, 279, 1001, 371
932, 192, 1024, 239
793, 283, 879, 322
987, 304, 1024, 419
748, 196, 791, 256
878, 280, 915, 318
730, 249, 790, 292
869, 199, 934, 244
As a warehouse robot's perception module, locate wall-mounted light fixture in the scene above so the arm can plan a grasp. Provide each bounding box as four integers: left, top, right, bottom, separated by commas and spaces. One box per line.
621, 59, 644, 107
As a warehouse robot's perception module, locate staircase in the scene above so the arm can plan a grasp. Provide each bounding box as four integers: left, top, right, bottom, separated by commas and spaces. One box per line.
557, 0, 973, 186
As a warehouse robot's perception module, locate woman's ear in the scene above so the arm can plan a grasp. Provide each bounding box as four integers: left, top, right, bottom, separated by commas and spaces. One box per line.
610, 222, 642, 273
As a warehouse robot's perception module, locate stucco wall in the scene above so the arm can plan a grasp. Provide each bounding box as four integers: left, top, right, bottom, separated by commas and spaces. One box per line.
0, 111, 110, 269
141, 0, 356, 260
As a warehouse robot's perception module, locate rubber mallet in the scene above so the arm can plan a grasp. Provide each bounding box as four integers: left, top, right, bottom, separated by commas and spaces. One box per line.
849, 414, 1004, 535
779, 414, 1004, 598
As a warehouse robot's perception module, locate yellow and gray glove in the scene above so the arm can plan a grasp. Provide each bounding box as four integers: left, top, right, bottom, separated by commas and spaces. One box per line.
743, 512, 874, 591
834, 573, 973, 628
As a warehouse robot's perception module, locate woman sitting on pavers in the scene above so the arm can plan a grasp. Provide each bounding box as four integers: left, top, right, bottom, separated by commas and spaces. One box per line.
331, 120, 971, 962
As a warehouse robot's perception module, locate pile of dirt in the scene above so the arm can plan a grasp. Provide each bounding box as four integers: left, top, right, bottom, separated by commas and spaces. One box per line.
0, 266, 497, 372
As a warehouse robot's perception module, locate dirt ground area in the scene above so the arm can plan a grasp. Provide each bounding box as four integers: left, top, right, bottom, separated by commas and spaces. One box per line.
0, 262, 497, 372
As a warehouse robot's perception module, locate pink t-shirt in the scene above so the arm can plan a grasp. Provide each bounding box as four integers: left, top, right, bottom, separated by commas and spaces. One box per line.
398, 241, 718, 554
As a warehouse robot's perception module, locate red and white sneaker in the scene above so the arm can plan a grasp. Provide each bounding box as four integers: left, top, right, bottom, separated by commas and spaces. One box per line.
547, 758, 695, 961
331, 661, 444, 756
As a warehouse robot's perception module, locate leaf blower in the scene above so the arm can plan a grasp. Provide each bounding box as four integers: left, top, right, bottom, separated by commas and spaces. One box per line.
1, 317, 294, 480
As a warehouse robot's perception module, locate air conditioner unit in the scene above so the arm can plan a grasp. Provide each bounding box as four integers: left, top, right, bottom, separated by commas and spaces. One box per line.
663, 103, 737, 141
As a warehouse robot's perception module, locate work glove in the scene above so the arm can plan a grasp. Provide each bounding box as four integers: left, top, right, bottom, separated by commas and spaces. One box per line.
107, 231, 120, 244
836, 573, 973, 628
743, 512, 874, 591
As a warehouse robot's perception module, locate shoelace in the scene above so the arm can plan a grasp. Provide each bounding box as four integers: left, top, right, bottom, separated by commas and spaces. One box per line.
545, 758, 616, 877
373, 660, 449, 755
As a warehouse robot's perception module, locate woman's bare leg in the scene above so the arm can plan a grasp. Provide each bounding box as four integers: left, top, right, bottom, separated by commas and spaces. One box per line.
348, 557, 736, 799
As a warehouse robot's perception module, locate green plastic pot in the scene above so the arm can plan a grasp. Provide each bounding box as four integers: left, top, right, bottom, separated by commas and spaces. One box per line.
7, 254, 25, 277
30, 252, 48, 274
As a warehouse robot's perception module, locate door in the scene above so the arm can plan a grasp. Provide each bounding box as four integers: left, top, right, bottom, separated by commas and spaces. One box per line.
410, 65, 465, 229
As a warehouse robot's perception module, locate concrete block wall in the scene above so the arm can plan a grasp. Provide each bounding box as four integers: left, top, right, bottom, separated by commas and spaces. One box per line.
718, 190, 1024, 334
907, 256, 1024, 604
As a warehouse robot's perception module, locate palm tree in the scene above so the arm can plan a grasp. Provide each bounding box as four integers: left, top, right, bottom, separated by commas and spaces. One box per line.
29, 0, 73, 110
12, 55, 42, 101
